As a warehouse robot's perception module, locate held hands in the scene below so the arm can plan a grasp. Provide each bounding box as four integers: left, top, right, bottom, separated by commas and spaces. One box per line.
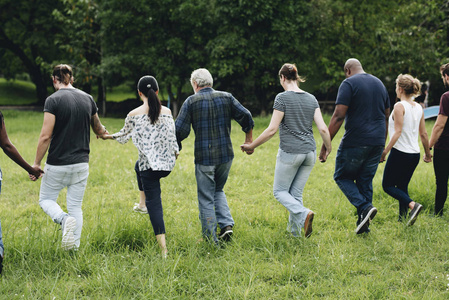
423, 153, 432, 163
240, 143, 254, 155
28, 164, 44, 181
98, 133, 112, 140
96, 126, 110, 139
319, 144, 330, 163
379, 150, 388, 163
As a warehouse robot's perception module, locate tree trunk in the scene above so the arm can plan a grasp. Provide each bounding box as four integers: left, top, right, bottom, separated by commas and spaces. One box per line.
97, 76, 106, 116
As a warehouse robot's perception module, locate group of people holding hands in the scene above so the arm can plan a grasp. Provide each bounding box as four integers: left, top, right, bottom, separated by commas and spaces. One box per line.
1, 59, 449, 275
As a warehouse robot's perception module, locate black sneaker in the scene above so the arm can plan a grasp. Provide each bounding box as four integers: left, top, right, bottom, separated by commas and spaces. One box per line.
356, 218, 371, 234
0, 254, 3, 275
355, 219, 371, 234
218, 225, 233, 242
355, 206, 377, 234
407, 203, 423, 226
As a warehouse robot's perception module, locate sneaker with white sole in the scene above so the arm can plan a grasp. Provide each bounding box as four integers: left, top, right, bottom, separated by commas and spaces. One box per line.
218, 225, 233, 242
407, 203, 423, 226
355, 206, 377, 234
61, 216, 76, 250
133, 205, 148, 214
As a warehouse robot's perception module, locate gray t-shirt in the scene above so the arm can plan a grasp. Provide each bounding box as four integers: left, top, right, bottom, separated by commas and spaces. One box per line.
273, 91, 319, 154
44, 88, 98, 165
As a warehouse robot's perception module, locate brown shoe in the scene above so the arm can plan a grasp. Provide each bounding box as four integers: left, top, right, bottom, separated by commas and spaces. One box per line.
304, 211, 315, 238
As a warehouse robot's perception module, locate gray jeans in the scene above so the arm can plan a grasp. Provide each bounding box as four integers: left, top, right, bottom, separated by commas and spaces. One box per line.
39, 163, 89, 248
273, 149, 316, 236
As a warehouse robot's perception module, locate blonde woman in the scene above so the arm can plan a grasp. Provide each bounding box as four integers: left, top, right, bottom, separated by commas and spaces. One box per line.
381, 74, 432, 225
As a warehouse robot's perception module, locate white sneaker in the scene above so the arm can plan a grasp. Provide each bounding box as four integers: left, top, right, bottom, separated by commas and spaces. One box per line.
61, 216, 76, 250
133, 205, 148, 214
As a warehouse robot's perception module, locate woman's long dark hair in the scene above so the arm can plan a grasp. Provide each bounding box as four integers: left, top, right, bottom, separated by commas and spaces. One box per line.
137, 76, 161, 124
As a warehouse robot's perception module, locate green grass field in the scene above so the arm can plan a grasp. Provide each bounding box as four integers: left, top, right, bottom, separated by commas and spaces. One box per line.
0, 111, 447, 299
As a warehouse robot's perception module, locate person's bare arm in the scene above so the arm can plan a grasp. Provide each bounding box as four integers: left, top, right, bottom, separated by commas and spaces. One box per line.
0, 115, 43, 178
91, 113, 108, 137
380, 104, 403, 162
319, 104, 347, 163
34, 112, 56, 168
314, 108, 332, 162
240, 109, 283, 154
429, 114, 448, 148
418, 114, 432, 162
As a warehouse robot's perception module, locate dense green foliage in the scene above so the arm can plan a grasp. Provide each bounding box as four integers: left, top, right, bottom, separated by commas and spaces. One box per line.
1, 0, 449, 114
0, 111, 448, 298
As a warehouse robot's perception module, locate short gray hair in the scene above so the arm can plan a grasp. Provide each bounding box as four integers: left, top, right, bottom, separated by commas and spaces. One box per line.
190, 68, 213, 87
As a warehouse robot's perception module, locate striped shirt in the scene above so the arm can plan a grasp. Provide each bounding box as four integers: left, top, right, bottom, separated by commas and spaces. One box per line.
273, 91, 319, 154
175, 87, 254, 166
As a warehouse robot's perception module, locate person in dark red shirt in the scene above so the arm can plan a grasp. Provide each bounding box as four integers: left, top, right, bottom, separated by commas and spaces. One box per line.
429, 63, 449, 216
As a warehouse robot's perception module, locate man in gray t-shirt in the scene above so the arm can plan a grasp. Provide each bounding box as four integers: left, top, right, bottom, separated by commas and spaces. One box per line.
32, 64, 107, 250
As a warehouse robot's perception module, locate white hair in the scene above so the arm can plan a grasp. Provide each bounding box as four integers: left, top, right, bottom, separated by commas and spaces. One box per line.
190, 68, 213, 87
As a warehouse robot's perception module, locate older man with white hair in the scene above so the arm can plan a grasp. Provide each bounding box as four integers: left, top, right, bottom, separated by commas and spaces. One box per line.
176, 68, 254, 244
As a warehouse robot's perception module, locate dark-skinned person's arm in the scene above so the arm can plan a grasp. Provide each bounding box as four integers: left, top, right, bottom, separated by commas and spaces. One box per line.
0, 113, 43, 180
319, 104, 348, 162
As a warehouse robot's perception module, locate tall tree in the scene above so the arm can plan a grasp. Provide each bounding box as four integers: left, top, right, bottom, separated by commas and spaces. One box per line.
100, 0, 214, 116
52, 0, 106, 114
0, 0, 64, 104
207, 0, 316, 115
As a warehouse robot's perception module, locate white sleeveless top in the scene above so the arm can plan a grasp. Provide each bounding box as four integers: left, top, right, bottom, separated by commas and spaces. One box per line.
389, 101, 422, 154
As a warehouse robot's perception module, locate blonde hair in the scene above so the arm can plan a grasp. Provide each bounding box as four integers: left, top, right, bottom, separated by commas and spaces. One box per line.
396, 74, 421, 97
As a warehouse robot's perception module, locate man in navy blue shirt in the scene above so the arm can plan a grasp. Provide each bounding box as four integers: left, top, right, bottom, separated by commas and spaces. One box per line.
176, 68, 254, 244
320, 58, 390, 234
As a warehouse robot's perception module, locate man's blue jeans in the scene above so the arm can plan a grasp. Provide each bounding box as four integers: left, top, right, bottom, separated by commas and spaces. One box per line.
334, 145, 383, 213
195, 161, 234, 243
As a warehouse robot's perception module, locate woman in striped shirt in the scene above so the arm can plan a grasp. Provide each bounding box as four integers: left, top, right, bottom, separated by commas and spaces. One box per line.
241, 63, 331, 238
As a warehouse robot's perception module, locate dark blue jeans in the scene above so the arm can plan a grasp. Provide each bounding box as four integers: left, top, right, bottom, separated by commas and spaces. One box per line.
135, 162, 170, 235
382, 148, 419, 219
334, 145, 384, 213
434, 148, 449, 216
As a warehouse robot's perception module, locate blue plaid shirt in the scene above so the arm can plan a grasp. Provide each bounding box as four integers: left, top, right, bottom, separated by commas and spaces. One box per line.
175, 87, 254, 166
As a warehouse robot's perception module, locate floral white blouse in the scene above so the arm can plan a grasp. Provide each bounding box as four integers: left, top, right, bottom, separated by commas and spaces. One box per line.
112, 114, 179, 171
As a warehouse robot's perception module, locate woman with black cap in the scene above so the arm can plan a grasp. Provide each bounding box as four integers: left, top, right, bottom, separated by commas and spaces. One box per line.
101, 75, 179, 257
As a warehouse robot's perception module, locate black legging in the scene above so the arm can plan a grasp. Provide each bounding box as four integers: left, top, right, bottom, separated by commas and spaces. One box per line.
434, 148, 449, 216
382, 148, 419, 220
135, 162, 170, 235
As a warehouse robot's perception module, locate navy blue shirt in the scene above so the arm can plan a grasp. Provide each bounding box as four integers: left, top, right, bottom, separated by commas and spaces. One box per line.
175, 87, 254, 166
336, 73, 390, 147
